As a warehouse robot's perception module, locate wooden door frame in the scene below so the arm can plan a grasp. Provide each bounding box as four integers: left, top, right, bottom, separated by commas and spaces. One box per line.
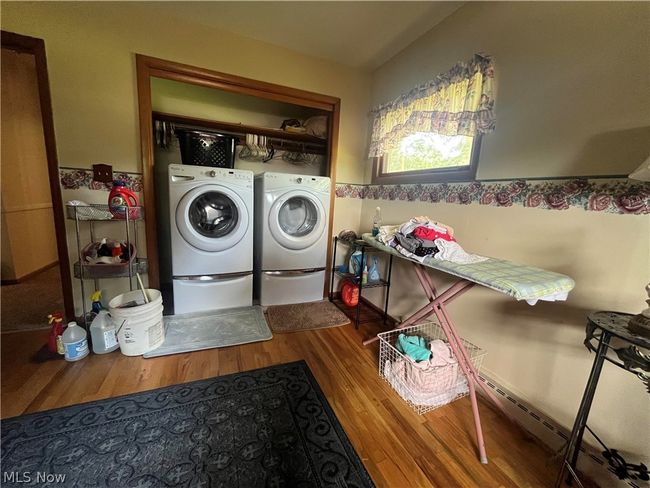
135, 54, 341, 296
1, 31, 75, 319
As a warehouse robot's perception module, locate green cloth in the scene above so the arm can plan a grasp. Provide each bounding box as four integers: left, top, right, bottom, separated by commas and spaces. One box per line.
362, 233, 575, 301
396, 334, 432, 362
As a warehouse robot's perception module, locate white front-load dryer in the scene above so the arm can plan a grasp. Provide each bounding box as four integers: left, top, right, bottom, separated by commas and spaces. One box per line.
169, 164, 253, 314
254, 172, 331, 306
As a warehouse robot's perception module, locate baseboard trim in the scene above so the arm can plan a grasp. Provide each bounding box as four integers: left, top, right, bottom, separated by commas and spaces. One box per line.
359, 296, 398, 323
477, 372, 647, 488
1, 261, 58, 285
329, 293, 399, 324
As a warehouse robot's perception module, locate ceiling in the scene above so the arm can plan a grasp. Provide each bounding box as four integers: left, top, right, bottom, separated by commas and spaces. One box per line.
146, 2, 464, 70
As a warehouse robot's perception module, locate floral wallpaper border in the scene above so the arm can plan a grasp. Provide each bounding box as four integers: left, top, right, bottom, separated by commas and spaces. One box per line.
60, 167, 143, 192
335, 178, 650, 215
61, 167, 648, 215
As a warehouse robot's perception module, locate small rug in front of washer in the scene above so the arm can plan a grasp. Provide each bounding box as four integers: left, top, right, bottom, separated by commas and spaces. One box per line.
1, 361, 375, 487
144, 306, 272, 358
266, 300, 350, 333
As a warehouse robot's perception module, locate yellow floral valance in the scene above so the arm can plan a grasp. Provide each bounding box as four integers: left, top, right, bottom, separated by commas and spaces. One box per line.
368, 54, 495, 158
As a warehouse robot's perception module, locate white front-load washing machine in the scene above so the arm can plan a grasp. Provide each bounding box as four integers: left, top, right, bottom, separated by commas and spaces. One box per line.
169, 164, 253, 314
254, 172, 331, 306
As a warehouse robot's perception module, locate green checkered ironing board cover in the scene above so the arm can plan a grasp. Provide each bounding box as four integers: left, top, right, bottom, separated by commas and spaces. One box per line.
362, 234, 575, 301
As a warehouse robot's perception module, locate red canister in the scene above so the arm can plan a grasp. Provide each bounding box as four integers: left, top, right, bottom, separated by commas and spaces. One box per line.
341, 279, 359, 308
108, 181, 139, 219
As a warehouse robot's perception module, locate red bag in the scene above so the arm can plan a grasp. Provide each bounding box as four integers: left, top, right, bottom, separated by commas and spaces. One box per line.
341, 280, 359, 307
47, 312, 65, 354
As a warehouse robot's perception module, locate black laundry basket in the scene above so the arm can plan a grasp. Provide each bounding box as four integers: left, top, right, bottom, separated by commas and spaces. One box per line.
176, 129, 236, 168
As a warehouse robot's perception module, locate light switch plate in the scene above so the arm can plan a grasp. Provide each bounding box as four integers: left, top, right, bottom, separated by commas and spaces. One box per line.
93, 163, 113, 183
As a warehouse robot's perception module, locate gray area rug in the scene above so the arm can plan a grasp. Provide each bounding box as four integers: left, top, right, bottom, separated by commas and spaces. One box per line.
1, 361, 375, 487
144, 306, 272, 358
266, 300, 350, 333
1, 266, 64, 333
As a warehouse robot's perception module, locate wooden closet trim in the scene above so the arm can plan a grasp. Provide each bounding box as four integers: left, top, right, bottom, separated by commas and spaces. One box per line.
1, 31, 75, 320
136, 54, 341, 295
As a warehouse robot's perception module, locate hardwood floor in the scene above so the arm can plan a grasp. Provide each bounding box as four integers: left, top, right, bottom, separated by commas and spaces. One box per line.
2, 315, 577, 487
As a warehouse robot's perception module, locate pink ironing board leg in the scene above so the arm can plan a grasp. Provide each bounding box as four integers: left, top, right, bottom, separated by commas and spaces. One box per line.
413, 263, 515, 418
436, 301, 516, 421
364, 262, 519, 464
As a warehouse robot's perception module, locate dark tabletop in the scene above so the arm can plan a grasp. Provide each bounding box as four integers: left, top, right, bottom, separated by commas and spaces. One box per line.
588, 311, 650, 349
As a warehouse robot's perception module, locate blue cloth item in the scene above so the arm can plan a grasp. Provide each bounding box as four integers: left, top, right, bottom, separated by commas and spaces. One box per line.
396, 334, 432, 362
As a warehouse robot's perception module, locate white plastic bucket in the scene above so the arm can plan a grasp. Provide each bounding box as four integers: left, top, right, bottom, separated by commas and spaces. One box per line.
108, 289, 164, 356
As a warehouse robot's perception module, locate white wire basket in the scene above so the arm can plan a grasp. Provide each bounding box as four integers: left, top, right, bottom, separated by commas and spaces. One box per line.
378, 322, 486, 415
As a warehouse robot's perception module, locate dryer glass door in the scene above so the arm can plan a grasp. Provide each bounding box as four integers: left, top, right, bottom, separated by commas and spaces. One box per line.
269, 190, 326, 250
278, 197, 318, 237
176, 185, 249, 252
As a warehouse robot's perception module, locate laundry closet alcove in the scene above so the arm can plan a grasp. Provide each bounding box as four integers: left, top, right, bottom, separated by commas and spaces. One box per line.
135, 55, 341, 312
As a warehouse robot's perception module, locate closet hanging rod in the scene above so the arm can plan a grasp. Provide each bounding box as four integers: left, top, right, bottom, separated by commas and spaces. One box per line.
152, 111, 327, 147
158, 122, 325, 154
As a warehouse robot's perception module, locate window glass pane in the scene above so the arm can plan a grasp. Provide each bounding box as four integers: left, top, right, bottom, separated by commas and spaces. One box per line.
189, 191, 239, 238
384, 133, 474, 173
278, 197, 318, 237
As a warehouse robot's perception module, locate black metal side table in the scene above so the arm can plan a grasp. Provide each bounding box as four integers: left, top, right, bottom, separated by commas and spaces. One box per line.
555, 311, 650, 487
329, 236, 393, 329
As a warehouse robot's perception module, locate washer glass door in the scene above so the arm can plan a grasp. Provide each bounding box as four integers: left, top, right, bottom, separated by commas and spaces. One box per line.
269, 190, 326, 250
189, 191, 238, 238
176, 185, 248, 252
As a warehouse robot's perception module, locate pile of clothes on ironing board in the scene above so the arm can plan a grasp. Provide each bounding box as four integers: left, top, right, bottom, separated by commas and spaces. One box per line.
377, 216, 487, 265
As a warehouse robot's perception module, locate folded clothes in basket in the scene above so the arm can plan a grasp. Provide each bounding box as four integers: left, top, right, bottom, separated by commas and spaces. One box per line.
384, 360, 468, 407
384, 339, 467, 407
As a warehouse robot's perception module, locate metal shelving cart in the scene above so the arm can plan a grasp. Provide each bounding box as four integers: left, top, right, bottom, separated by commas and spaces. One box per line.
66, 204, 147, 327
329, 235, 393, 328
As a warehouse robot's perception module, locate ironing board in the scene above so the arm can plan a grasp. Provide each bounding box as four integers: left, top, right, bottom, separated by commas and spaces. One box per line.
361, 233, 575, 464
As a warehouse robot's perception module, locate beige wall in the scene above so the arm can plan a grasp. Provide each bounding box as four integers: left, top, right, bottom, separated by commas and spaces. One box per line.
363, 1, 650, 458
369, 1, 650, 182
1, 48, 58, 281
1, 2, 370, 183
1, 1, 371, 311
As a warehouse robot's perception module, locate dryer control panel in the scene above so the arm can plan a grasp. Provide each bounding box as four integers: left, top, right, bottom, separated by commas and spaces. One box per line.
261, 172, 330, 193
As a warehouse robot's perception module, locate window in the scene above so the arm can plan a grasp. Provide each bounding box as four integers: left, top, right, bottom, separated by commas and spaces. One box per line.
373, 133, 481, 184
368, 54, 494, 184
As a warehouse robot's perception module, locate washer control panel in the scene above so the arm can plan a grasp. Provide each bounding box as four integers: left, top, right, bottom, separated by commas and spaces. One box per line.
169, 164, 253, 187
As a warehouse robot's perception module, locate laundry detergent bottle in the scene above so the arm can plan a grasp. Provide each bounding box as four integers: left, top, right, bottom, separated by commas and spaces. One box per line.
62, 321, 90, 362
108, 181, 139, 219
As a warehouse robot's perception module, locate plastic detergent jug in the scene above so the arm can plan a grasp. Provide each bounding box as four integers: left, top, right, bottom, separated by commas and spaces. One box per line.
62, 321, 89, 362
372, 206, 382, 236
108, 181, 139, 219
368, 256, 380, 282
90, 310, 119, 354
348, 250, 368, 276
